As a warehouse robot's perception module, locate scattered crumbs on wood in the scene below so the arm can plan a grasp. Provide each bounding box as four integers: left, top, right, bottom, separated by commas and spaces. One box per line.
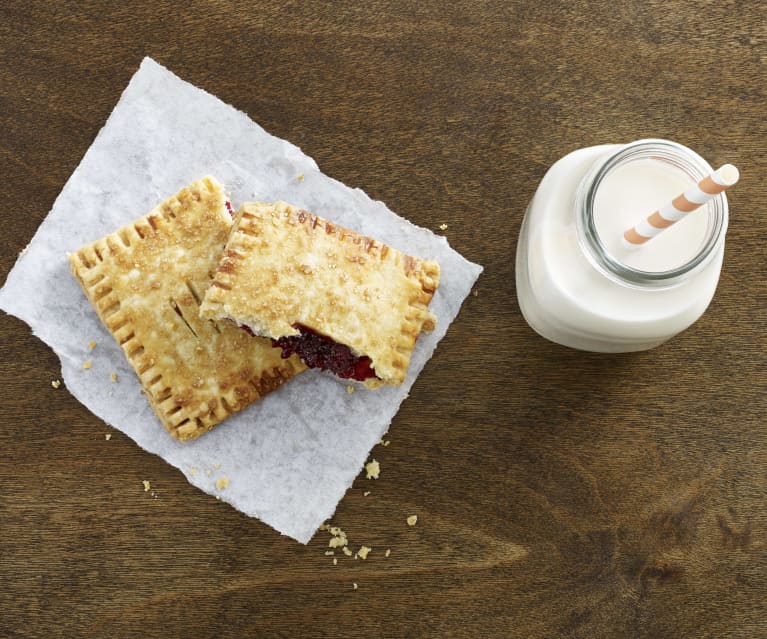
385, 548, 391, 558
439, 223, 448, 231
215, 477, 229, 490
83, 360, 92, 370
346, 385, 355, 394
142, 480, 151, 492
88, 341, 97, 350
382, 440, 390, 447
105, 433, 112, 441
365, 459, 380, 480
407, 515, 418, 527
51, 380, 61, 389
110, 372, 118, 382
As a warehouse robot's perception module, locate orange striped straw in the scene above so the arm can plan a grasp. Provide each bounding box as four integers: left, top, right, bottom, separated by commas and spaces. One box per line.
623, 164, 739, 245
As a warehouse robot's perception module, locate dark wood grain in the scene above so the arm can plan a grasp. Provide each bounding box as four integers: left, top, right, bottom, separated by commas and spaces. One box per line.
1, 1, 765, 637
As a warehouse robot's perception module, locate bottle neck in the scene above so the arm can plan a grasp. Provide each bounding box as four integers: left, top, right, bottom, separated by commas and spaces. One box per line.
575, 139, 728, 290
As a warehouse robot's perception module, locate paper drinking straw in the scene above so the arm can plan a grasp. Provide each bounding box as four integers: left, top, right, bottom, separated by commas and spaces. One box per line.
623, 164, 739, 245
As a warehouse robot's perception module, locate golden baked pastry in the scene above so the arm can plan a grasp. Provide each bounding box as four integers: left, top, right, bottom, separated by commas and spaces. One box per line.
199, 201, 440, 387
68, 178, 305, 440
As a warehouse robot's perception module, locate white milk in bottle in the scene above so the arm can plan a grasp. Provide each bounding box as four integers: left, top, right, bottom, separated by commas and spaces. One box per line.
515, 139, 730, 352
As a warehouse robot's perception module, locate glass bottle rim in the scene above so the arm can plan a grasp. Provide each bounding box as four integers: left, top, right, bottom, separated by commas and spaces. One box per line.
576, 139, 728, 289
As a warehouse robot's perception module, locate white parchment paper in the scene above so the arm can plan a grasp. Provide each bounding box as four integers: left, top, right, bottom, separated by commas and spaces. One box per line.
0, 58, 482, 543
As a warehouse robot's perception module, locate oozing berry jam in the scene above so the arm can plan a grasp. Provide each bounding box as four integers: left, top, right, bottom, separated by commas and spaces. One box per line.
272, 326, 377, 381
225, 201, 234, 217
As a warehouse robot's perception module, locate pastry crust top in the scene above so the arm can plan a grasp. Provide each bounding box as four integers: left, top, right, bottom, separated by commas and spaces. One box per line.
68, 178, 304, 441
199, 201, 440, 386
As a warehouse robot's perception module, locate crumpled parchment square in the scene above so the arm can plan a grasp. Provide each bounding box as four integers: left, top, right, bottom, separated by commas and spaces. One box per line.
0, 57, 482, 543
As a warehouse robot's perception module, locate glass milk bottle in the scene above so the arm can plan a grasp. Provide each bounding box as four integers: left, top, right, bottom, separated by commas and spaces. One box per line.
515, 139, 731, 352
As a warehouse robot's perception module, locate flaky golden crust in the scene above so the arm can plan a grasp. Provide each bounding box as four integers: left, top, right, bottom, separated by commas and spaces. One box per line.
200, 201, 440, 386
68, 178, 305, 440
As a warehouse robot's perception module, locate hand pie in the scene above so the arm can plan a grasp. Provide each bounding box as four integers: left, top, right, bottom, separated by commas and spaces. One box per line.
68, 178, 305, 440
199, 201, 440, 387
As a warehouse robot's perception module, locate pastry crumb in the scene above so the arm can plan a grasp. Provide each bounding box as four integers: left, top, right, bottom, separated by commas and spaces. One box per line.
109, 372, 118, 383
356, 546, 371, 560
342, 546, 353, 557
142, 480, 151, 492
472, 289, 478, 297
346, 385, 355, 394
88, 341, 97, 350
297, 174, 305, 182
365, 459, 380, 480
353, 583, 358, 590
51, 380, 61, 389
328, 526, 348, 549
105, 433, 112, 441
385, 548, 391, 558
382, 440, 390, 447
83, 360, 92, 370
363, 491, 371, 497
407, 515, 418, 526
439, 223, 448, 231
333, 557, 338, 565
319, 523, 328, 531
324, 550, 335, 556
215, 477, 229, 490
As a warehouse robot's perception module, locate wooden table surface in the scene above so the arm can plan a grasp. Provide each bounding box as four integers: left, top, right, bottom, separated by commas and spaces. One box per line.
2, 2, 765, 637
